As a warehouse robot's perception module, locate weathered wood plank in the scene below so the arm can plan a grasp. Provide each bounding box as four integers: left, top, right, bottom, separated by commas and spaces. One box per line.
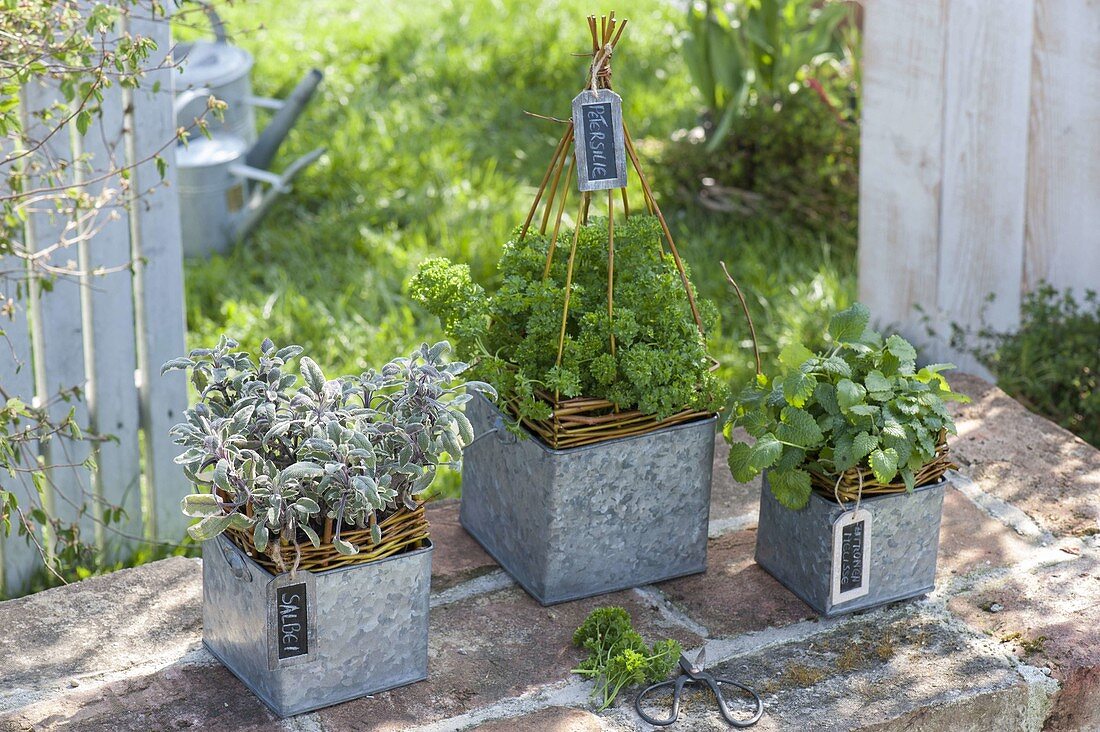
1025, 0, 1100, 293
77, 71, 144, 562
125, 8, 190, 543
937, 0, 1034, 373
857, 0, 949, 352
0, 255, 46, 596
22, 79, 97, 557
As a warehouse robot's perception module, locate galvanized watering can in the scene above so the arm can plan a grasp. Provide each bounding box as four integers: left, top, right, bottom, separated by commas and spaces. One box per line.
175, 2, 280, 143
174, 3, 324, 257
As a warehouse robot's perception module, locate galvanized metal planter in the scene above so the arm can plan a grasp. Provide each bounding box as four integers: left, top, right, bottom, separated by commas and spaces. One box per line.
460, 393, 715, 605
202, 535, 432, 717
755, 472, 947, 617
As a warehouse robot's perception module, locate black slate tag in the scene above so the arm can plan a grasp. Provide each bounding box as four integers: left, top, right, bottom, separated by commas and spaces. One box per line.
571, 88, 628, 191
831, 508, 871, 605
276, 583, 308, 659
268, 570, 317, 670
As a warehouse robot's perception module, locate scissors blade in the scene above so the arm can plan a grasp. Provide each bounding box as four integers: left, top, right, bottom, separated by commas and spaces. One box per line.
693, 645, 707, 673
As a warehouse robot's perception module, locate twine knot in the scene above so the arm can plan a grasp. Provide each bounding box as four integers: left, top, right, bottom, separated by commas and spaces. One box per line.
589, 43, 614, 92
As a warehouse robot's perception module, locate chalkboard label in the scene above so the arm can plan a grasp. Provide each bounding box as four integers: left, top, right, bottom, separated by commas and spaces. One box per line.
571, 88, 628, 191
831, 508, 872, 605
267, 571, 317, 670
276, 583, 308, 659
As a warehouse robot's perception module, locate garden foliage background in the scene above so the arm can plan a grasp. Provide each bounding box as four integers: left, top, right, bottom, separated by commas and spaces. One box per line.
8, 0, 1092, 593
181, 0, 858, 497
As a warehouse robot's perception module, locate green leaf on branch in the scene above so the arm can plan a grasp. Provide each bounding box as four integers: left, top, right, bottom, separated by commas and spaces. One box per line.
886, 334, 917, 363
781, 370, 816, 408
828, 303, 870, 343
727, 442, 758, 482
775, 406, 824, 448
333, 537, 359, 556
852, 431, 878, 461
869, 447, 899, 483
837, 378, 866, 410
300, 356, 326, 394
769, 468, 812, 509
187, 513, 237, 542
181, 493, 222, 518
865, 369, 892, 397
779, 341, 814, 370
750, 433, 783, 470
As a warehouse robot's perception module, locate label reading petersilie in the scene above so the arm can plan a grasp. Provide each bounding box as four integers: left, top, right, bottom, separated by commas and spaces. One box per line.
571, 89, 628, 191
831, 508, 872, 606
276, 583, 308, 659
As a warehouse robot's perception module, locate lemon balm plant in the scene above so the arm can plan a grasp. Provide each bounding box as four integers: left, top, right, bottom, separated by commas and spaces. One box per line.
727, 303, 969, 616
726, 303, 967, 508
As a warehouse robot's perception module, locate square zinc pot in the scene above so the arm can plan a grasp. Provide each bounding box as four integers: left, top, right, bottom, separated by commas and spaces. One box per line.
460, 393, 716, 605
755, 471, 947, 617
202, 535, 432, 717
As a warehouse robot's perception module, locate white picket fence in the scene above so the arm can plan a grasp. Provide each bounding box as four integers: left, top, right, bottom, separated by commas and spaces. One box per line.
858, 0, 1100, 372
0, 11, 189, 596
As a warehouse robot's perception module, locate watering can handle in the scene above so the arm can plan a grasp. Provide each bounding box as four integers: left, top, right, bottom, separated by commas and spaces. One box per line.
230, 147, 326, 241
192, 0, 229, 44
173, 87, 214, 117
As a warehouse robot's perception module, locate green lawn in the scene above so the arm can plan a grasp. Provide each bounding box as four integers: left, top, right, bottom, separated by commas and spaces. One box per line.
182, 0, 856, 495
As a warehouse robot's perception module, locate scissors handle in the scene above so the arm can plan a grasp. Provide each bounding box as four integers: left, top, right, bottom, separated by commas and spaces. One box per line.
709, 675, 764, 728
634, 677, 685, 726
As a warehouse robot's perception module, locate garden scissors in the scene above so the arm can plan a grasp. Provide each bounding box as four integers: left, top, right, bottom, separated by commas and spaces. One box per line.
634, 646, 763, 727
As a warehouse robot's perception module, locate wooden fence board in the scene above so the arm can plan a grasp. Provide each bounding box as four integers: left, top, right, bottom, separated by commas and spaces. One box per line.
1025, 1, 1100, 293
22, 80, 97, 554
0, 256, 45, 596
126, 10, 190, 544
78, 72, 144, 562
937, 0, 1034, 372
857, 0, 949, 350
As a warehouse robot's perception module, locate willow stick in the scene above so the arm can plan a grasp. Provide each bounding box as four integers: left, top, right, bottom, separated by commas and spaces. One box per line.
555, 196, 587, 370
610, 18, 628, 48
588, 16, 599, 53
520, 126, 571, 241
620, 186, 630, 218
622, 124, 703, 332
607, 188, 616, 357
543, 154, 576, 280
581, 190, 592, 225
539, 124, 573, 234
600, 14, 607, 45
625, 137, 657, 216
720, 260, 761, 375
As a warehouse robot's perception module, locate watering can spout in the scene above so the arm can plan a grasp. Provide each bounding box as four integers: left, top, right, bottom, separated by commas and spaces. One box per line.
245, 68, 323, 171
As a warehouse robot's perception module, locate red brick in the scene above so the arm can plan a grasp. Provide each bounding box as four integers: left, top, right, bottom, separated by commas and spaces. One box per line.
657, 531, 814, 638
948, 373, 1100, 538
937, 485, 1037, 579
948, 553, 1100, 730
0, 662, 276, 732
427, 499, 497, 591
316, 585, 702, 731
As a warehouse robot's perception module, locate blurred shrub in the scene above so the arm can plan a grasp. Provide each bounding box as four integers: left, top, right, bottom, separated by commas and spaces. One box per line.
681, 0, 854, 147
656, 87, 858, 236
659, 0, 859, 236
959, 286, 1099, 447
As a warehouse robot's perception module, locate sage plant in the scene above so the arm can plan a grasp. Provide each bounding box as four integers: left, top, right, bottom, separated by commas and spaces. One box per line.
163, 337, 493, 558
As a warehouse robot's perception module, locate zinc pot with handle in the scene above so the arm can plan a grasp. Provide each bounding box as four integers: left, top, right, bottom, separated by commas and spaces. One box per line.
459, 393, 715, 605
202, 535, 432, 717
